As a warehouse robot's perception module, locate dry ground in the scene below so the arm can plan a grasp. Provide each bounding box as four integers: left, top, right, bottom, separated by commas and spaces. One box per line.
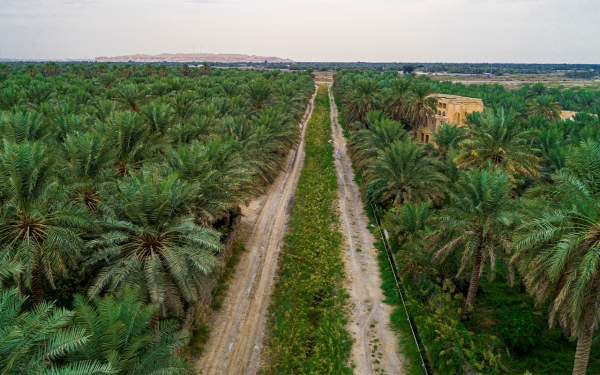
196, 89, 316, 375
314, 71, 334, 84
329, 86, 406, 375
427, 73, 600, 89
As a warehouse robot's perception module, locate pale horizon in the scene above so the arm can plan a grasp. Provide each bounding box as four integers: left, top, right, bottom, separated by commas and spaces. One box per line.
1, 0, 599, 64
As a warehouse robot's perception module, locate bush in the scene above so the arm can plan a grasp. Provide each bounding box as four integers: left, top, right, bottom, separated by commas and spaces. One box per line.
497, 310, 544, 355
415, 281, 507, 375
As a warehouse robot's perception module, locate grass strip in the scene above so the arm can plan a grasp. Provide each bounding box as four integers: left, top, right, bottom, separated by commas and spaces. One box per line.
263, 85, 353, 375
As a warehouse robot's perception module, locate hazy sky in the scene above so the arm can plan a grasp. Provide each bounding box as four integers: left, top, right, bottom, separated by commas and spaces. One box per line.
1, 0, 598, 63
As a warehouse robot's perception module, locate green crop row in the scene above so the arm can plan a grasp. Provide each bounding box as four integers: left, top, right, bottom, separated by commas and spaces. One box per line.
262, 85, 353, 375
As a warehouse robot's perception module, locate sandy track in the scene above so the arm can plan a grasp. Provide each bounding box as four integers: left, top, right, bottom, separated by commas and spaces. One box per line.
197, 89, 316, 375
328, 87, 406, 375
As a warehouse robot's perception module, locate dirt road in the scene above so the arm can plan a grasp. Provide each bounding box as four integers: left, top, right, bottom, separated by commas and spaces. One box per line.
197, 89, 316, 375
328, 87, 406, 375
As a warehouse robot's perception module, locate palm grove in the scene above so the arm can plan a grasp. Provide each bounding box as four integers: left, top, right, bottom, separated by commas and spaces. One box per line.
0, 62, 314, 374
333, 70, 600, 375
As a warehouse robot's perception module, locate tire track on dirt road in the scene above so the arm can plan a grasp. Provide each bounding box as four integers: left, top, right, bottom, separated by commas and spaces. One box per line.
328, 86, 406, 375
197, 88, 316, 375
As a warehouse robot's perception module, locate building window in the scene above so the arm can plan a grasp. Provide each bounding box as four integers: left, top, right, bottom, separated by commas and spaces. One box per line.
425, 134, 429, 143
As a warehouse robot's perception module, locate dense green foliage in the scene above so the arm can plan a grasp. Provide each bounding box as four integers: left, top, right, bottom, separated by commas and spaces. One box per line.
193, 61, 600, 76
334, 69, 600, 375
8, 61, 598, 78
264, 85, 352, 374
0, 62, 314, 374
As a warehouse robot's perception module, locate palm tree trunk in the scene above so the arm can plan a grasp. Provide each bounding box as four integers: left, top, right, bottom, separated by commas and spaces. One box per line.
462, 244, 483, 318
151, 310, 160, 330
31, 255, 44, 306
14, 273, 24, 298
180, 306, 194, 331
572, 309, 595, 375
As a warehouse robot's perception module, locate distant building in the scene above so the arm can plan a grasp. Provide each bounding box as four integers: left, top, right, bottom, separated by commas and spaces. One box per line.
416, 93, 484, 145
560, 110, 577, 120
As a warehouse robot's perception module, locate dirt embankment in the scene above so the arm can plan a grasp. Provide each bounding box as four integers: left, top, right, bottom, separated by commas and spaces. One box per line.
196, 89, 316, 375
329, 86, 406, 375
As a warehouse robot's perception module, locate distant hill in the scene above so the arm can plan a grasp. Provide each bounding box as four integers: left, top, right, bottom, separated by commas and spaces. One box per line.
95, 53, 294, 63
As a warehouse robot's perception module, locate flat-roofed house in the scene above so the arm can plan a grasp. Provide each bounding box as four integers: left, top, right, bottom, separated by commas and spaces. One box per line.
416, 93, 484, 145
560, 110, 577, 120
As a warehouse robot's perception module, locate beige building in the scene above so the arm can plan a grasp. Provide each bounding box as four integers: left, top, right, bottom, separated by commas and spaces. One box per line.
560, 110, 577, 120
416, 93, 484, 145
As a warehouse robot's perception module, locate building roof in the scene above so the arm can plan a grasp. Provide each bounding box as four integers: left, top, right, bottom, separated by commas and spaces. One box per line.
429, 93, 484, 105
560, 110, 577, 119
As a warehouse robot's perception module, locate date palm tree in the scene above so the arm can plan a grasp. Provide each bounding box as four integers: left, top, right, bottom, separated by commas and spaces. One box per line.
432, 122, 467, 161
0, 141, 93, 305
0, 288, 112, 375
141, 102, 176, 135
385, 201, 434, 282
221, 80, 241, 99
384, 76, 412, 122
527, 82, 548, 98
0, 255, 21, 286
171, 92, 198, 124
402, 82, 437, 137
52, 113, 88, 143
0, 110, 49, 144
349, 117, 409, 171
86, 171, 222, 317
345, 77, 381, 125
199, 62, 211, 76
60, 132, 115, 211
41, 62, 61, 77
90, 99, 119, 121
116, 84, 147, 112
25, 63, 38, 78
166, 139, 253, 224
429, 168, 517, 318
99, 111, 164, 176
534, 122, 569, 178
367, 140, 447, 207
512, 140, 600, 375
70, 287, 192, 375
454, 108, 541, 180
24, 82, 56, 108
528, 95, 562, 121
0, 87, 21, 111
246, 79, 273, 111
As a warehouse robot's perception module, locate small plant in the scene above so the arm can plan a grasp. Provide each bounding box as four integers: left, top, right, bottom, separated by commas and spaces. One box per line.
497, 310, 544, 355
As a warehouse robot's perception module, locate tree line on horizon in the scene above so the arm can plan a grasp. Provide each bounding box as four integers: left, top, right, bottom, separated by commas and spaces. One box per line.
6, 61, 599, 78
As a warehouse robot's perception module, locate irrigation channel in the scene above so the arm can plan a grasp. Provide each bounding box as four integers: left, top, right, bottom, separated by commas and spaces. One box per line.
198, 83, 405, 374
